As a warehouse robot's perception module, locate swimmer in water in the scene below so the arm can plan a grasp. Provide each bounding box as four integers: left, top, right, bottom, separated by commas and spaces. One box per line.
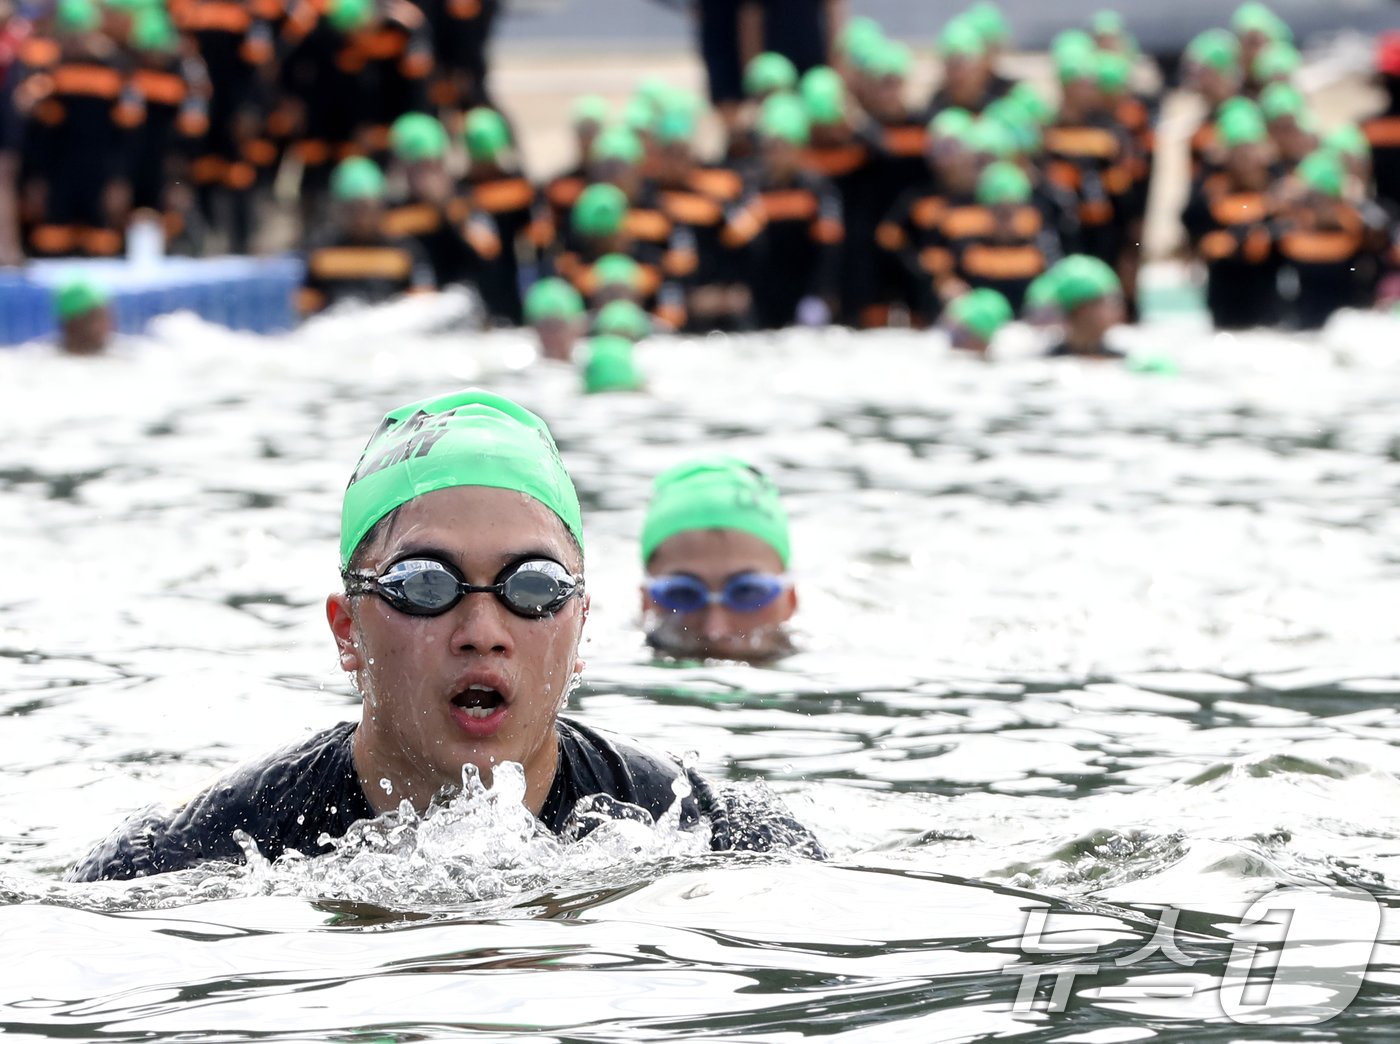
69, 391, 822, 881
640, 457, 797, 663
53, 276, 113, 356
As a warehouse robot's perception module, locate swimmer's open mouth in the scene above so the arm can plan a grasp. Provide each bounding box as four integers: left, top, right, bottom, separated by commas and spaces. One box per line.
452, 685, 505, 719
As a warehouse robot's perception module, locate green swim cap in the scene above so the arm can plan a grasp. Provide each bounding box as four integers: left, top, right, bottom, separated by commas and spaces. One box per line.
965, 2, 1009, 45
655, 106, 697, 144
583, 335, 643, 394
865, 39, 913, 79
1259, 81, 1304, 121
837, 16, 885, 59
1253, 40, 1299, 82
571, 94, 609, 127
463, 107, 511, 161
524, 277, 585, 324
1186, 29, 1240, 74
1051, 254, 1121, 311
800, 65, 846, 126
326, 0, 373, 33
929, 106, 975, 142
744, 52, 798, 98
389, 112, 448, 163
330, 156, 385, 201
590, 126, 644, 166
1097, 51, 1132, 93
966, 117, 1017, 158
53, 276, 109, 321
1092, 10, 1125, 37
976, 160, 1031, 205
1051, 29, 1095, 63
757, 92, 810, 146
57, 0, 100, 33
947, 287, 1013, 340
594, 299, 651, 341
1217, 100, 1268, 146
636, 75, 670, 111
594, 253, 641, 291
938, 17, 986, 59
985, 100, 1042, 152
1296, 148, 1343, 198
1232, 1, 1289, 40
1057, 43, 1099, 83
641, 457, 790, 566
1008, 82, 1053, 125
340, 389, 584, 568
622, 96, 655, 133
1325, 124, 1368, 158
131, 8, 177, 52
1025, 267, 1063, 313
572, 182, 628, 238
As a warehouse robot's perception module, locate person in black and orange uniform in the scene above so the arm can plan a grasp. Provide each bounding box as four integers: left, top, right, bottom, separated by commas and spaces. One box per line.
925, 17, 1005, 121
1362, 33, 1400, 215
300, 156, 434, 316
873, 109, 978, 328
942, 161, 1053, 313
335, 0, 433, 163
171, 0, 276, 253
723, 51, 797, 164
588, 126, 677, 286
0, 2, 30, 266
18, 0, 141, 258
1274, 149, 1381, 329
1259, 82, 1319, 170
125, 8, 209, 253
1094, 48, 1155, 319
381, 111, 495, 291
1182, 29, 1243, 186
650, 102, 751, 332
1180, 101, 1282, 330
453, 106, 549, 325
1042, 40, 1132, 282
1042, 254, 1126, 359
799, 65, 881, 327
724, 94, 842, 329
542, 94, 606, 239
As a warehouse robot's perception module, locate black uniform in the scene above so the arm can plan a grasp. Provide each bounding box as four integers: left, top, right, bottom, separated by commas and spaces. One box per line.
67, 717, 825, 881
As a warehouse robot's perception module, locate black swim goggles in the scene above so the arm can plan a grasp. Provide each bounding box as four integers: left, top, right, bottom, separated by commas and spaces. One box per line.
647, 572, 789, 614
342, 557, 584, 619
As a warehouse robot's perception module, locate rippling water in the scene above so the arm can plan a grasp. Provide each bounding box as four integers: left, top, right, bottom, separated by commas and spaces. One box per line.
4, 296, 1400, 1041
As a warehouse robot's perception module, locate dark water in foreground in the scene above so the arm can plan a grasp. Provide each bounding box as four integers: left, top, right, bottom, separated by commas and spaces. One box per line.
3, 299, 1400, 1041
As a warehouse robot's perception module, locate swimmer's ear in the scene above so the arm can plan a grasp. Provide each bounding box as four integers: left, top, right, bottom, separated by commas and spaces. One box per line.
326, 593, 363, 672
780, 585, 798, 622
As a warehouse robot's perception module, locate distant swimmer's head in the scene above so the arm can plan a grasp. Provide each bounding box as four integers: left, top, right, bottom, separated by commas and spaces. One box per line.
640, 457, 796, 663
581, 334, 644, 395
328, 390, 588, 814
524, 277, 586, 362
572, 183, 629, 252
945, 287, 1012, 357
589, 253, 644, 309
330, 156, 387, 238
756, 92, 810, 177
53, 275, 112, 356
1049, 254, 1125, 351
463, 107, 512, 172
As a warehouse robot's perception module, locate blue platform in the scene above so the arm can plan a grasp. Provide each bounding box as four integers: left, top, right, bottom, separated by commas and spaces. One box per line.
0, 255, 305, 346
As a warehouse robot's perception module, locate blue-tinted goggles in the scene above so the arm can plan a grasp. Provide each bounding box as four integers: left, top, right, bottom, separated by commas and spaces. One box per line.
647, 572, 789, 614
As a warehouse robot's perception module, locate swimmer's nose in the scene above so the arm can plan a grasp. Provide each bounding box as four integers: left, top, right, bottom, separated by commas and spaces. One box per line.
449, 591, 514, 655
701, 604, 738, 642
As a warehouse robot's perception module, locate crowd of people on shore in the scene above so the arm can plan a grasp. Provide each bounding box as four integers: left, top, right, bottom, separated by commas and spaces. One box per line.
4, 0, 1400, 359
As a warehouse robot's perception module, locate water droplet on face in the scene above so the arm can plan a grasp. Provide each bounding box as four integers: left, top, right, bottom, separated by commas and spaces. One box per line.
379, 777, 393, 795
367, 657, 375, 666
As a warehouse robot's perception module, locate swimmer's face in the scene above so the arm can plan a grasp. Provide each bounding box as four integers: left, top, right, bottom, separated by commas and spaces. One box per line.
328, 485, 586, 814
641, 528, 796, 663
533, 316, 581, 362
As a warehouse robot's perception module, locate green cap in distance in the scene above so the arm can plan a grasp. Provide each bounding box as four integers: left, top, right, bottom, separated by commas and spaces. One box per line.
1051, 254, 1121, 311
744, 52, 799, 98
938, 17, 987, 59
524, 277, 585, 324
571, 94, 610, 128
985, 99, 1042, 152
1259, 81, 1304, 121
572, 182, 628, 238
1096, 50, 1132, 93
800, 65, 846, 126
1051, 28, 1095, 62
929, 106, 975, 142
1253, 40, 1299, 82
636, 75, 670, 110
594, 253, 642, 291
976, 160, 1032, 205
582, 335, 644, 394
56, 0, 101, 33
590, 125, 644, 166
965, 2, 1010, 44
1326, 124, 1369, 158
865, 39, 913, 79
330, 156, 386, 201
1025, 267, 1063, 313
594, 299, 652, 341
131, 8, 177, 51
641, 456, 790, 566
1092, 10, 1125, 37
1296, 148, 1343, 198
966, 116, 1017, 158
1008, 82, 1053, 125
463, 107, 511, 161
622, 95, 655, 133
654, 106, 697, 144
326, 0, 373, 33
757, 92, 810, 146
947, 287, 1013, 340
389, 112, 449, 163
1186, 29, 1241, 74
1217, 99, 1268, 147
837, 16, 885, 59
340, 389, 584, 568
1232, 1, 1289, 40
1056, 43, 1099, 83
53, 276, 109, 321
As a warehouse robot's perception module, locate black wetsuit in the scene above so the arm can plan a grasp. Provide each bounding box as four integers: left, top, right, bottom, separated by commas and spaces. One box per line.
68, 717, 824, 881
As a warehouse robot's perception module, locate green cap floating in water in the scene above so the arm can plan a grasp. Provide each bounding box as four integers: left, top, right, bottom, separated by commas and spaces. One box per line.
595, 299, 651, 341
1217, 99, 1267, 146
341, 389, 584, 568
947, 287, 1012, 341
330, 156, 385, 201
593, 253, 642, 292
571, 94, 609, 127
1296, 148, 1343, 198
1051, 254, 1121, 311
389, 112, 448, 163
976, 160, 1031, 205
800, 65, 846, 126
572, 183, 628, 238
524, 277, 585, 324
744, 52, 798, 98
938, 17, 986, 59
642, 456, 791, 566
463, 107, 511, 161
590, 126, 644, 166
757, 92, 810, 146
583, 335, 644, 394
53, 276, 109, 321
